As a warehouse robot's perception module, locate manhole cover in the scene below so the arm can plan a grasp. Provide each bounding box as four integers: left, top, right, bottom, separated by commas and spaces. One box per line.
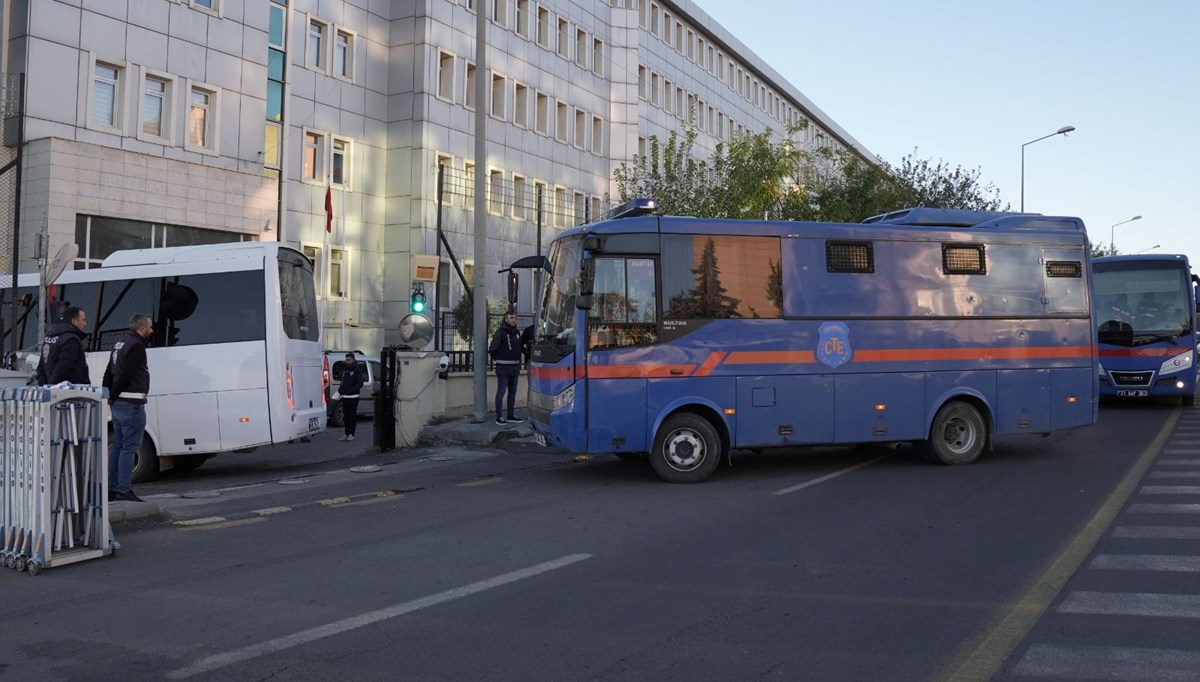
350, 465, 381, 473
181, 491, 221, 499
277, 478, 310, 485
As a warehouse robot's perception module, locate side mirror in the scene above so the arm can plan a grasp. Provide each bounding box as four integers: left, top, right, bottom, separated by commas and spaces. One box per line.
576, 294, 593, 310
579, 258, 594, 296
507, 270, 519, 305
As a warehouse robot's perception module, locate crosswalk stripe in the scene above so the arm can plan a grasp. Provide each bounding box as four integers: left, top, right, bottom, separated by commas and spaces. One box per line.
1089, 554, 1200, 572
1139, 485, 1200, 494
1149, 471, 1200, 478
1059, 591, 1200, 618
1112, 525, 1200, 539
1157, 457, 1200, 463
1128, 503, 1200, 514
1014, 643, 1200, 681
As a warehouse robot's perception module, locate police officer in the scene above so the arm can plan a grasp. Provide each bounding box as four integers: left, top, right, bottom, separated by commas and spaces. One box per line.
37, 306, 91, 385
103, 314, 154, 503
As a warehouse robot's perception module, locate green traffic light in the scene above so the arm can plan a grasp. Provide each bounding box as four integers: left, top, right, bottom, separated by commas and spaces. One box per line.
412, 300, 425, 313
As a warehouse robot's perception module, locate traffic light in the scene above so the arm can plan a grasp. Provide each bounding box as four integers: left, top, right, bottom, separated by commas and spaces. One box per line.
410, 286, 426, 314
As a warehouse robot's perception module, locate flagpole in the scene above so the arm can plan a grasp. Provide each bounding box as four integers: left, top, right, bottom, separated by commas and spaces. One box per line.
340, 179, 347, 349
323, 173, 330, 350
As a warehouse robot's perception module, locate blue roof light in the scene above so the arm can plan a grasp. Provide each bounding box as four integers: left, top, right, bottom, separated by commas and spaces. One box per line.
603, 197, 658, 221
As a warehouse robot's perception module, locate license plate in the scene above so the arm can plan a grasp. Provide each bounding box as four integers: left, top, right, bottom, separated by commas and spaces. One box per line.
1116, 390, 1149, 397
534, 431, 546, 447
309, 416, 321, 431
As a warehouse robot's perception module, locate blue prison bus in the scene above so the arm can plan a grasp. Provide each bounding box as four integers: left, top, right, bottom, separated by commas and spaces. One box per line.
525, 200, 1099, 483
1093, 254, 1198, 405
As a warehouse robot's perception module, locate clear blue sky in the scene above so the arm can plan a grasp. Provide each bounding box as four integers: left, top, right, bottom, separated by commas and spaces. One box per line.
700, 0, 1197, 260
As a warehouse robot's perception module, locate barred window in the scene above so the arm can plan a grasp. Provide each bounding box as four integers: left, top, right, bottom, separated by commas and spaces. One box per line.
942, 244, 986, 275
826, 241, 874, 273
1046, 260, 1082, 278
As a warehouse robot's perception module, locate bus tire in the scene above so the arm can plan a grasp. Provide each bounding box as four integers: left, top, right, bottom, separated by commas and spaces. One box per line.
919, 401, 986, 465
131, 435, 159, 484
1183, 395, 1195, 407
651, 413, 722, 483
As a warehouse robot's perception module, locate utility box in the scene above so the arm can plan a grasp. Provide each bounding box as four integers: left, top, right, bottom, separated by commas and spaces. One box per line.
411, 254, 440, 283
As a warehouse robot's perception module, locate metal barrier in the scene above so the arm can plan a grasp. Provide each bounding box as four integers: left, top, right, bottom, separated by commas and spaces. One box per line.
1, 385, 111, 575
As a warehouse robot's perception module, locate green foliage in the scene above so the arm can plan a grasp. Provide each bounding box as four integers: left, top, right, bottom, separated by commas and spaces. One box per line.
451, 292, 504, 344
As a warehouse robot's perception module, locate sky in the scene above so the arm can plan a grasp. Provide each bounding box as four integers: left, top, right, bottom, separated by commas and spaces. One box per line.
698, 0, 1197, 260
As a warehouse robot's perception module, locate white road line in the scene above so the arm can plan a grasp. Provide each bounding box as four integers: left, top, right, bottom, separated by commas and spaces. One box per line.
1058, 591, 1200, 619
771, 455, 890, 496
1149, 471, 1200, 478
168, 553, 593, 679
1014, 643, 1200, 681
1139, 485, 1200, 495
1128, 503, 1200, 514
1089, 554, 1200, 572
1159, 454, 1200, 459
1112, 525, 1200, 540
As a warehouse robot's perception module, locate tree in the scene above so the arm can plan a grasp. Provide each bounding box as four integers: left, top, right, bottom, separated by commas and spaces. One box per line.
451, 292, 504, 345
666, 238, 741, 318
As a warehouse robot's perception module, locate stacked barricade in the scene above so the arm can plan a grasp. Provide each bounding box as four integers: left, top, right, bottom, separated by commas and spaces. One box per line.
1, 385, 111, 575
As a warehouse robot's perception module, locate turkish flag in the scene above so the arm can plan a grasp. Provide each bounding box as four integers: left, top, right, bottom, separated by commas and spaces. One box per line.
324, 185, 333, 233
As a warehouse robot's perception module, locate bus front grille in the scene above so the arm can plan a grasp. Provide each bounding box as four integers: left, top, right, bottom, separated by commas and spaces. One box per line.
1110, 371, 1154, 386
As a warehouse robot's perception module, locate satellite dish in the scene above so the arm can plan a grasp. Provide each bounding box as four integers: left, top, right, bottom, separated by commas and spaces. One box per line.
396, 313, 434, 349
45, 242, 79, 284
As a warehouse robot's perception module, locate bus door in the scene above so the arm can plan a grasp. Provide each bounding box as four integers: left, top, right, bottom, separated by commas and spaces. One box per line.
583, 256, 658, 454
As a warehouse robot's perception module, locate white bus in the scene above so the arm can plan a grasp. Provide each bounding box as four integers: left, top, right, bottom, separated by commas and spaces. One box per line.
2, 242, 326, 481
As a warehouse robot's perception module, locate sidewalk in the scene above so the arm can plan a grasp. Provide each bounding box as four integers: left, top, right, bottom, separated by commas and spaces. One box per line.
107, 412, 539, 525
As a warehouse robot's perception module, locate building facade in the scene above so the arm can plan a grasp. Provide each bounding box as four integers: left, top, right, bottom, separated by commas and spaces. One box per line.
2, 0, 872, 354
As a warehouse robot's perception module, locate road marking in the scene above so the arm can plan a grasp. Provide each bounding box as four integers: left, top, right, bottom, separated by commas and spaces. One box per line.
772, 455, 890, 496
933, 407, 1181, 682
318, 497, 353, 506
179, 517, 268, 532
324, 495, 405, 508
1059, 591, 1200, 618
1089, 554, 1200, 572
254, 507, 293, 516
1112, 525, 1200, 539
1158, 457, 1200, 462
1139, 485, 1200, 494
174, 516, 227, 527
1014, 643, 1200, 681
456, 477, 505, 488
1149, 470, 1200, 478
1128, 503, 1200, 514
168, 553, 593, 679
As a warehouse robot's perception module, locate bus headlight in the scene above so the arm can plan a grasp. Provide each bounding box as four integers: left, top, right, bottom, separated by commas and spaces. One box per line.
1159, 352, 1194, 376
551, 385, 575, 411
1098, 362, 1107, 378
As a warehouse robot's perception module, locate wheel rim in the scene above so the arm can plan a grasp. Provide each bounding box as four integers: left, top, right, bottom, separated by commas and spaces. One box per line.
663, 428, 706, 472
940, 414, 978, 455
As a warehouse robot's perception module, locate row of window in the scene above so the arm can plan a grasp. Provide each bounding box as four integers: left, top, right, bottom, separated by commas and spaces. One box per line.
89, 57, 219, 155
300, 244, 350, 301
435, 51, 606, 155
452, 0, 608, 77
73, 215, 254, 270
302, 13, 356, 82
301, 130, 353, 188
434, 157, 605, 228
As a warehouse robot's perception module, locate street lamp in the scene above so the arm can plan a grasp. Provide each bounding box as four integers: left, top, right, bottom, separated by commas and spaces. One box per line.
1021, 125, 1076, 212
1137, 244, 1161, 254
1110, 215, 1142, 254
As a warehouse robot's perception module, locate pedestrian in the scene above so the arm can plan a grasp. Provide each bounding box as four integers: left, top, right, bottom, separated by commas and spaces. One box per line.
102, 314, 154, 503
489, 310, 525, 425
337, 352, 365, 441
36, 306, 91, 385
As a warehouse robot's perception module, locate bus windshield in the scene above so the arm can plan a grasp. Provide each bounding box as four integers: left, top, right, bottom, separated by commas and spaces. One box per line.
538, 236, 582, 345
1094, 260, 1193, 345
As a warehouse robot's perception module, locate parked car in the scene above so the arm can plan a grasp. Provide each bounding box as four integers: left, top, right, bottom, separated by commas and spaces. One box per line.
324, 350, 382, 427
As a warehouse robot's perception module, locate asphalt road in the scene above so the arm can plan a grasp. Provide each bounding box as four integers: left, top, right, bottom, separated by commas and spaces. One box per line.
2, 400, 1194, 681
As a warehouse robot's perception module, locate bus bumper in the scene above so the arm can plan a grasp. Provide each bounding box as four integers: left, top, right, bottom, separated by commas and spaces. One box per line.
529, 384, 586, 452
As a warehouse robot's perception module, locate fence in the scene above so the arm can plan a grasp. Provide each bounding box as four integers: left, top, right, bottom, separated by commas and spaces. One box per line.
437, 310, 535, 372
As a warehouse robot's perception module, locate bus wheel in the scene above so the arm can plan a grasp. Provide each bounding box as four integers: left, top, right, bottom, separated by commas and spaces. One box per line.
920, 401, 986, 465
131, 435, 159, 484
651, 413, 722, 483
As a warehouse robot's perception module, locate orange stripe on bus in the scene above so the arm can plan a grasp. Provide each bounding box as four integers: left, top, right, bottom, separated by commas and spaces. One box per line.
587, 364, 696, 379
530, 365, 575, 381
692, 352, 728, 377
724, 351, 817, 365
855, 346, 1093, 362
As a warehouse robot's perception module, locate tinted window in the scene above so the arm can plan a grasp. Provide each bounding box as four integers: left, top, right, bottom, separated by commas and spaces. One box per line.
1, 286, 40, 351
367, 361, 382, 383
662, 234, 782, 319
279, 250, 319, 341
161, 271, 265, 347
587, 257, 658, 349
92, 278, 160, 351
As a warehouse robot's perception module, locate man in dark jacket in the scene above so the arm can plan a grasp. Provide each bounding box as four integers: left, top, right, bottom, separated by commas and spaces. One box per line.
103, 314, 154, 503
489, 311, 524, 425
336, 353, 365, 441
37, 306, 91, 385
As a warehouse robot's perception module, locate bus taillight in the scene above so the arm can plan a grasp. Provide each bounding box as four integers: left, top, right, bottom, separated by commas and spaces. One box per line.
286, 362, 295, 410
322, 355, 330, 405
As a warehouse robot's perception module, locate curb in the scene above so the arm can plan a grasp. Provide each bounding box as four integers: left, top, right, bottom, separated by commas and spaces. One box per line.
168, 486, 424, 528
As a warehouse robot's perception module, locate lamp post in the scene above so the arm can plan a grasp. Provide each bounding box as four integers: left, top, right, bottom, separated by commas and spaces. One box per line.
1137, 244, 1161, 254
1110, 215, 1142, 255
1021, 125, 1076, 212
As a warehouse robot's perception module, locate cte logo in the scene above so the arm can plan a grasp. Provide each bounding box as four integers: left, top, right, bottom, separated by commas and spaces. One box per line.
817, 322, 852, 368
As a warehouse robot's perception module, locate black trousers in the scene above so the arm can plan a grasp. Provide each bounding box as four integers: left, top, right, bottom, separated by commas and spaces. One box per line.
342, 397, 359, 436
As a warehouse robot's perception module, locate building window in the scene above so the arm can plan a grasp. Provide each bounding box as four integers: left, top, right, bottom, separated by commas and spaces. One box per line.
329, 248, 346, 298
663, 79, 673, 114
464, 62, 476, 110
334, 30, 354, 80
638, 136, 646, 158
663, 12, 672, 44
191, 0, 218, 12
302, 245, 323, 298
557, 18, 569, 59
490, 72, 506, 119
140, 73, 171, 141
650, 3, 660, 35
490, 0, 506, 27
307, 18, 326, 70
554, 186, 567, 227
536, 7, 550, 47
674, 21, 683, 52
515, 0, 530, 38
650, 72, 659, 107
264, 122, 281, 172
513, 82, 529, 128
303, 130, 325, 181
437, 51, 455, 101
592, 39, 604, 76
574, 108, 586, 149
463, 161, 475, 204
555, 101, 569, 143
187, 85, 218, 154
268, 2, 286, 48
591, 116, 602, 155
575, 29, 587, 68
488, 169, 504, 214
90, 60, 123, 130
533, 181, 547, 226
535, 92, 549, 135
332, 138, 350, 187
512, 175, 527, 220
573, 191, 586, 225
638, 66, 647, 99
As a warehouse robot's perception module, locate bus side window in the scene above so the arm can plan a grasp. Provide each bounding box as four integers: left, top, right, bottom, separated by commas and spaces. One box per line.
587, 257, 658, 349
